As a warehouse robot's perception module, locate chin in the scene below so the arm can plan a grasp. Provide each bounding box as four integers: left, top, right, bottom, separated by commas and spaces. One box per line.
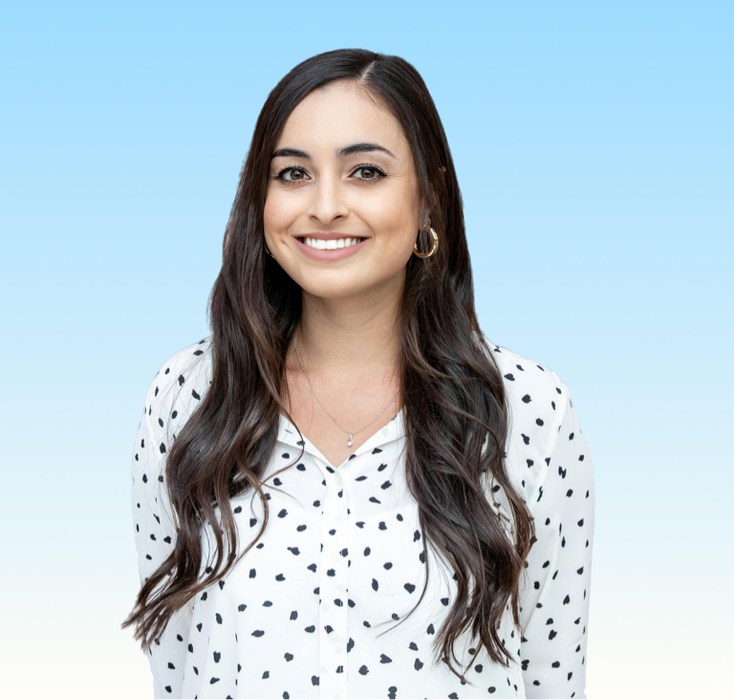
279, 261, 407, 304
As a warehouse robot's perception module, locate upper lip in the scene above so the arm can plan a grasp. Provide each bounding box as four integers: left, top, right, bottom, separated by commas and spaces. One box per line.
296, 232, 367, 240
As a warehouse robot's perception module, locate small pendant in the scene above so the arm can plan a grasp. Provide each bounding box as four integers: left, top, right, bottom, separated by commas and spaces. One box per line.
346, 433, 354, 448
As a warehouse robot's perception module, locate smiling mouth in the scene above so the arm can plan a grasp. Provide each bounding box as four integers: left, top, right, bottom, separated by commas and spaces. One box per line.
299, 237, 366, 250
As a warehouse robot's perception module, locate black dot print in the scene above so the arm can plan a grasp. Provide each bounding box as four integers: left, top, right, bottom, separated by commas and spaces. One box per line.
131, 337, 594, 698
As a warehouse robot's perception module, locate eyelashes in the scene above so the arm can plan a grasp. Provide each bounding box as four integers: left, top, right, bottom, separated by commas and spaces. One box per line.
351, 165, 387, 181
273, 165, 309, 183
272, 164, 387, 184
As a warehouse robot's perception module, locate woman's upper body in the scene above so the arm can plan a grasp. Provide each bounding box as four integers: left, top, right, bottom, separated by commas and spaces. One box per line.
131, 336, 594, 699
125, 48, 595, 700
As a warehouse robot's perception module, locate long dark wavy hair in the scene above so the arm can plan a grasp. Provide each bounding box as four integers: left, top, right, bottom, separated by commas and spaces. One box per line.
123, 48, 534, 678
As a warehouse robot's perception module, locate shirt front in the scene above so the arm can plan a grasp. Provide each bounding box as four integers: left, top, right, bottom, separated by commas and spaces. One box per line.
131, 338, 594, 699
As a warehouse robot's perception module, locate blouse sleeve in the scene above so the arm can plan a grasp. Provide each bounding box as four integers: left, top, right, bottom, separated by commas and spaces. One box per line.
517, 374, 595, 699
131, 366, 193, 698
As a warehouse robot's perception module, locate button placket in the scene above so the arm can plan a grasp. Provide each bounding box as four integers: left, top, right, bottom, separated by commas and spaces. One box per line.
317, 467, 350, 699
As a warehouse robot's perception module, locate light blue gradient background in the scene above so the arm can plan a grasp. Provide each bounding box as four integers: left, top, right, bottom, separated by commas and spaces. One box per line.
1, 2, 731, 698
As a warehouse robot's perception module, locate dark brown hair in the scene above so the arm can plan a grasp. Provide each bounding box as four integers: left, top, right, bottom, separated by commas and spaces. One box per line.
123, 48, 534, 678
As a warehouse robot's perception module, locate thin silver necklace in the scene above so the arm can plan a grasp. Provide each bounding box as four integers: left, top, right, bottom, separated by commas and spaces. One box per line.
293, 338, 400, 448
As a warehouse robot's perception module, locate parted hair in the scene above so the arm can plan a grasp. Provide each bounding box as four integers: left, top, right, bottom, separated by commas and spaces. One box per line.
123, 48, 534, 678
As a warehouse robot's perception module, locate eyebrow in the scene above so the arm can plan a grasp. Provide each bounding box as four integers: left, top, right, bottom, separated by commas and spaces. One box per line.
271, 142, 397, 160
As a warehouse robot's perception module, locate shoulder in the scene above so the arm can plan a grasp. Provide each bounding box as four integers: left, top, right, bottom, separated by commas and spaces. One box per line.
484, 339, 570, 421
142, 337, 213, 429
484, 337, 575, 461
483, 338, 589, 503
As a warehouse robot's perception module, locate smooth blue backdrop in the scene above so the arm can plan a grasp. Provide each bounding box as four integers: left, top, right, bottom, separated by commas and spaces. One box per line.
1, 2, 731, 698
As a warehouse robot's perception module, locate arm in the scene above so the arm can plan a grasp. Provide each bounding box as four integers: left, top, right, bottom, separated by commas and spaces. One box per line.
518, 375, 595, 699
131, 367, 193, 698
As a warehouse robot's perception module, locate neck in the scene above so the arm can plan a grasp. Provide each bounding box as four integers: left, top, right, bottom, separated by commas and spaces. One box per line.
294, 288, 402, 374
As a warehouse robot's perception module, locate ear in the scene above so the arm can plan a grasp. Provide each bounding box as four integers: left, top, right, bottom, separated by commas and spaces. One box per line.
419, 204, 431, 230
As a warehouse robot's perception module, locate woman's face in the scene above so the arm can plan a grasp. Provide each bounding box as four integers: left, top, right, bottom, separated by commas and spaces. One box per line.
264, 80, 424, 304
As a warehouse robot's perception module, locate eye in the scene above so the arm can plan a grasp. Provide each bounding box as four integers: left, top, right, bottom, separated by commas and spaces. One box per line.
274, 166, 310, 183
351, 165, 386, 181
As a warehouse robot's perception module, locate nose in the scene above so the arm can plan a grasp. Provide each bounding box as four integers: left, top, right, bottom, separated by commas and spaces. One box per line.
307, 175, 349, 223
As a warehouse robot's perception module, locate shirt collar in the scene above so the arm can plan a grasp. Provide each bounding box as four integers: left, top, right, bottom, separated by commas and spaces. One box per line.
276, 410, 406, 467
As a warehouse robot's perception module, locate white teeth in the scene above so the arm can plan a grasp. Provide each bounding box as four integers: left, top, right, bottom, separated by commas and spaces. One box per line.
303, 237, 362, 250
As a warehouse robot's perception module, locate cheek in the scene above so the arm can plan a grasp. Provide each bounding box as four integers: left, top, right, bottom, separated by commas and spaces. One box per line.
383, 193, 421, 246
263, 192, 293, 236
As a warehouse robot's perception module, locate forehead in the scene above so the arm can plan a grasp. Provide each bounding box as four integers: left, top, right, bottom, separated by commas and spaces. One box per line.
275, 80, 410, 154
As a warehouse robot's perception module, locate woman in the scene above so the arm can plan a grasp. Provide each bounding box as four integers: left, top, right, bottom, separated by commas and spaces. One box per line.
124, 49, 594, 699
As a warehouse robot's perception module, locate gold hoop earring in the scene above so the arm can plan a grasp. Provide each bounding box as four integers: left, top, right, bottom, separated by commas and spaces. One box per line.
413, 226, 439, 259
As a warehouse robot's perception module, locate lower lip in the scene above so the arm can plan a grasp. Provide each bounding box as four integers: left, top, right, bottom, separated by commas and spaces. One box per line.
294, 238, 369, 261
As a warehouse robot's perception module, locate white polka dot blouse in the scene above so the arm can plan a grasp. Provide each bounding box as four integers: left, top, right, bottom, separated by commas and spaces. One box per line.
131, 337, 594, 699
